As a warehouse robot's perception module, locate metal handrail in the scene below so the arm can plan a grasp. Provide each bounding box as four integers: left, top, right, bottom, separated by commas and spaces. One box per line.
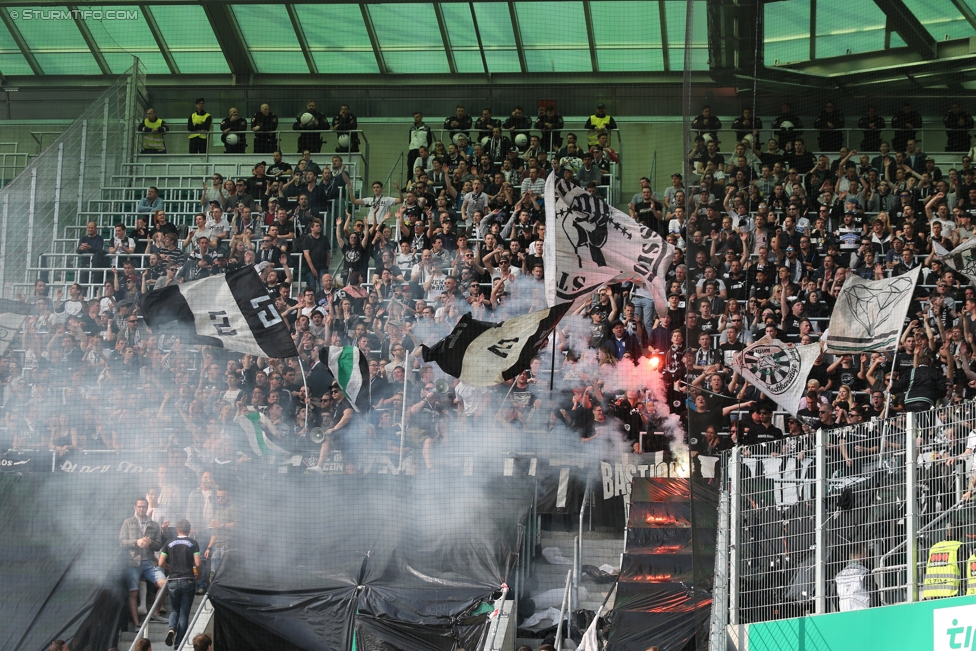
132, 128, 367, 157
175, 591, 211, 651
574, 481, 591, 615
127, 577, 168, 651
483, 582, 510, 651
554, 567, 573, 651
874, 499, 967, 573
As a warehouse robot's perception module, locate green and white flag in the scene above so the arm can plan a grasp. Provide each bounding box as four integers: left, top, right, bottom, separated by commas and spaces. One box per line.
323, 345, 369, 412
237, 411, 290, 457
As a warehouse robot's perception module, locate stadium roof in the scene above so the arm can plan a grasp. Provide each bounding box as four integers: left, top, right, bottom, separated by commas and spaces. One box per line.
0, 1, 972, 89
0, 1, 708, 79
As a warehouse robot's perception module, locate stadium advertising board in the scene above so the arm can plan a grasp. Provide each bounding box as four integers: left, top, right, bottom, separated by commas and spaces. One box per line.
745, 596, 976, 650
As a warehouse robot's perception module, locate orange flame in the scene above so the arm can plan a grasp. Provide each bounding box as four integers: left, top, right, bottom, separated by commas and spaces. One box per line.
650, 544, 685, 554
644, 514, 686, 526
630, 573, 674, 582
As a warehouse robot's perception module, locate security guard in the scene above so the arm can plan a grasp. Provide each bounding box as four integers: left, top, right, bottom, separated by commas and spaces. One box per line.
187, 98, 212, 155
583, 103, 618, 147
922, 527, 964, 599
967, 552, 976, 595
138, 108, 169, 154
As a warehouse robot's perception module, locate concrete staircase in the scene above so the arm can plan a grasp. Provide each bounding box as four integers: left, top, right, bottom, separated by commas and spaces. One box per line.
117, 594, 212, 651
516, 527, 624, 648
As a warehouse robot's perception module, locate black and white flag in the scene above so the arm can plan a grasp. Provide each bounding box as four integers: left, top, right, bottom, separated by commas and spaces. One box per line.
731, 335, 820, 416
142, 266, 298, 358
824, 266, 919, 354
0, 298, 29, 357
422, 305, 569, 387
544, 173, 673, 314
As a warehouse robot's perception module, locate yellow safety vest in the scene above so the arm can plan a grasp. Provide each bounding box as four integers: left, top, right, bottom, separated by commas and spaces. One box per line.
966, 554, 976, 596
922, 539, 963, 599
587, 114, 612, 146
142, 117, 165, 151
189, 111, 211, 139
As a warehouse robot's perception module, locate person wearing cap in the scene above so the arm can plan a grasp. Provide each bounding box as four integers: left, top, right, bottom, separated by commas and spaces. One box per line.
664, 173, 684, 206
187, 98, 212, 154
584, 102, 617, 148
245, 160, 270, 202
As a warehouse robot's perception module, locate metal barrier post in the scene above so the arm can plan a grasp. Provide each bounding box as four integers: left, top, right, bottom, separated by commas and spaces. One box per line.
53, 144, 64, 242
77, 120, 88, 215
728, 447, 740, 626
27, 168, 36, 283
101, 97, 109, 189
906, 411, 918, 603
0, 194, 8, 297
815, 426, 826, 614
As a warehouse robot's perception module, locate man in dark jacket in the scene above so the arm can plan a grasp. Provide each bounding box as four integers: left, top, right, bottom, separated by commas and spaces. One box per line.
891, 349, 948, 412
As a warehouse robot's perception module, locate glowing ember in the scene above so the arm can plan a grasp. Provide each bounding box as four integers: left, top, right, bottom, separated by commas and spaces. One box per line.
630, 573, 673, 582
644, 514, 686, 526
650, 544, 685, 554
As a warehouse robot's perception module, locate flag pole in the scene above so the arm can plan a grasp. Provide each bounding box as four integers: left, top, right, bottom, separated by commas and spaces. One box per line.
397, 346, 411, 473
878, 336, 904, 467
548, 329, 557, 391
297, 356, 310, 429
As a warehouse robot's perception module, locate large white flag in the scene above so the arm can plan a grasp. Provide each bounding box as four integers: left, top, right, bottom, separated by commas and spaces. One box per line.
934, 239, 976, 286
544, 173, 673, 314
824, 266, 920, 354
731, 336, 820, 416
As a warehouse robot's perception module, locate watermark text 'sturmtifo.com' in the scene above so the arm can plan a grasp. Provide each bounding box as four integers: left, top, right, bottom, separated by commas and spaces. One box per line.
9, 9, 140, 20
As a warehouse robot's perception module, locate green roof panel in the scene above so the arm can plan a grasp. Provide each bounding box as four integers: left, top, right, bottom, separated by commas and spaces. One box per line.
231, 4, 309, 73
592, 1, 664, 71
912, 0, 975, 40
12, 6, 101, 74
440, 3, 484, 73
764, 0, 811, 65
664, 0, 708, 70
148, 5, 230, 74
471, 3, 520, 73
0, 21, 35, 75
297, 4, 377, 74
80, 5, 172, 74
368, 3, 449, 74
515, 2, 590, 72
816, 0, 886, 59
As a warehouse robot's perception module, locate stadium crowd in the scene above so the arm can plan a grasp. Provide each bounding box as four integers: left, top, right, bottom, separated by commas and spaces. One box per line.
17, 97, 976, 643
11, 100, 976, 476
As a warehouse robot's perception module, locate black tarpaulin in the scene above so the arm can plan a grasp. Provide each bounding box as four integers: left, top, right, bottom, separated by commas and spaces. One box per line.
0, 473, 142, 651
606, 478, 717, 651
208, 474, 532, 651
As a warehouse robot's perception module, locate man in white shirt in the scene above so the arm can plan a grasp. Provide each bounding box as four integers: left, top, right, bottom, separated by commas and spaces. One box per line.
109, 223, 135, 268
461, 179, 490, 226
349, 180, 403, 225
205, 205, 231, 247
520, 166, 546, 198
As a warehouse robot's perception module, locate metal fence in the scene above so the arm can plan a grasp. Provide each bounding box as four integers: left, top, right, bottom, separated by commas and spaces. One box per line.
723, 399, 976, 626
0, 58, 145, 298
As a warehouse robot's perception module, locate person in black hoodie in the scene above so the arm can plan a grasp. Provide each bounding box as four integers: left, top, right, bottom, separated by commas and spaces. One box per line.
891, 348, 949, 412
